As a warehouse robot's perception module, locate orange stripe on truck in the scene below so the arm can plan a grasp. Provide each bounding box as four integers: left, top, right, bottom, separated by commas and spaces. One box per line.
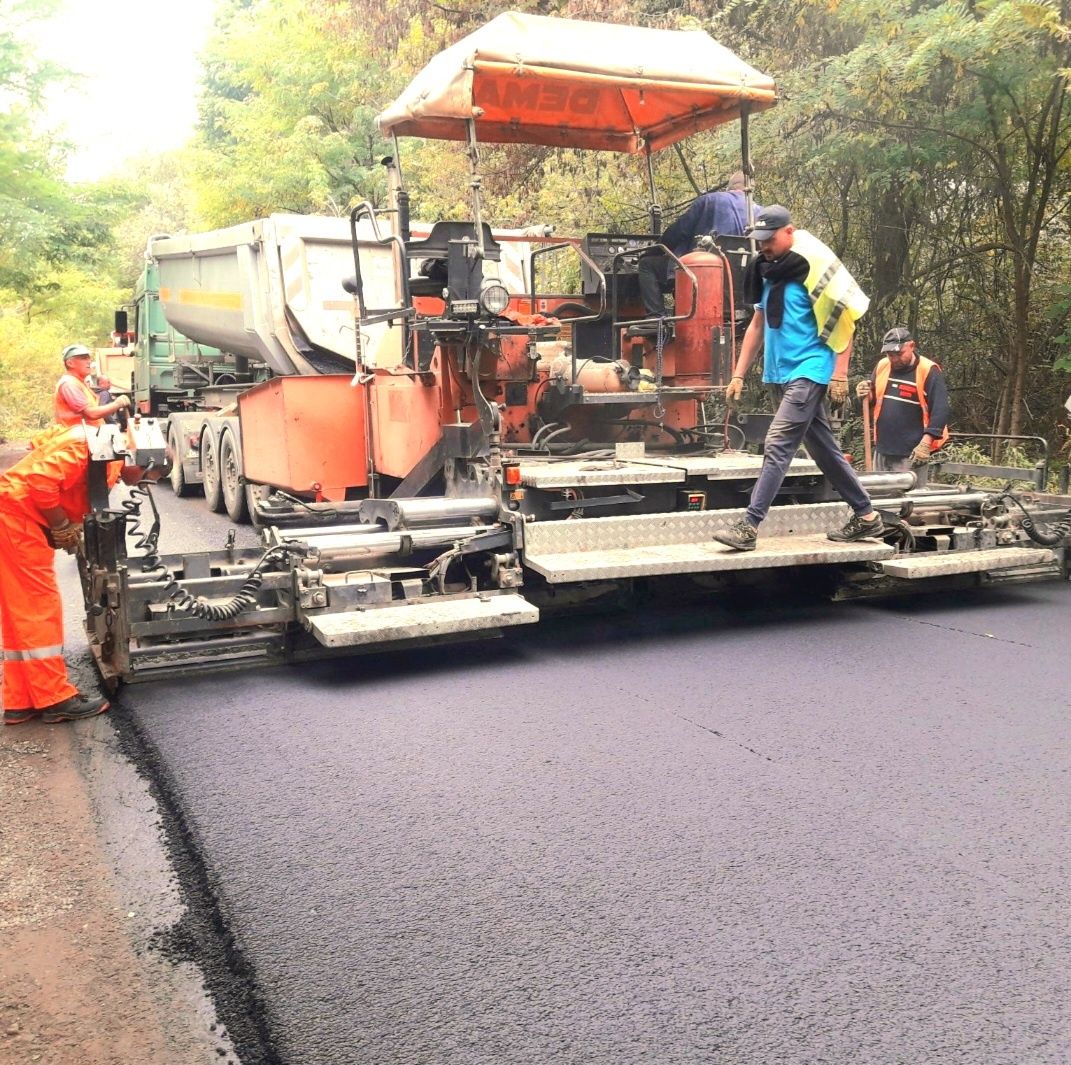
158, 287, 243, 311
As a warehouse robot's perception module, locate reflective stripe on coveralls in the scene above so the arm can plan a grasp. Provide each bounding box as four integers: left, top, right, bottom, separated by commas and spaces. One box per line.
873, 355, 951, 451
0, 425, 102, 710
4, 645, 65, 660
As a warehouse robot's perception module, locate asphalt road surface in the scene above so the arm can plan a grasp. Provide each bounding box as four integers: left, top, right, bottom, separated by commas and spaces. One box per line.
70, 481, 1071, 1065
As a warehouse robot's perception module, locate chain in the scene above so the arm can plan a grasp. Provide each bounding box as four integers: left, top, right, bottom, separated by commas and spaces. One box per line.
653, 318, 667, 420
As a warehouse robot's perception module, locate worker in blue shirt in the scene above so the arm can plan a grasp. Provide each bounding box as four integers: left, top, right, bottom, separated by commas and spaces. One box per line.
713, 205, 882, 551
638, 172, 758, 317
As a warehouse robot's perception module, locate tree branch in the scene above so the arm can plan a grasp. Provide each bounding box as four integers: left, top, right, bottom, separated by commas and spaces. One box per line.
816, 108, 1004, 175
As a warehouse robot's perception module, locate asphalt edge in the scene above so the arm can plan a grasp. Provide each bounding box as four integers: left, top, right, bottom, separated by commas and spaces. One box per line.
96, 696, 285, 1065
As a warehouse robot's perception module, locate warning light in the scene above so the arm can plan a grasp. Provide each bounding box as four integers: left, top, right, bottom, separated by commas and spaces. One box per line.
503, 463, 522, 486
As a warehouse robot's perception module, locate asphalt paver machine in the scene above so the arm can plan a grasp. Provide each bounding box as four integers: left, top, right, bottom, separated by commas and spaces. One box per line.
82, 12, 1071, 685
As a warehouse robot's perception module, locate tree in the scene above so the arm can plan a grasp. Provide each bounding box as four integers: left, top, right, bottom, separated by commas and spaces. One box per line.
0, 0, 72, 290
193, 0, 397, 224
693, 0, 1071, 441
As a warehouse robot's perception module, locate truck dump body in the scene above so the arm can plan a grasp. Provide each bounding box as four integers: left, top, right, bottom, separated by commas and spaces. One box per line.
153, 214, 401, 377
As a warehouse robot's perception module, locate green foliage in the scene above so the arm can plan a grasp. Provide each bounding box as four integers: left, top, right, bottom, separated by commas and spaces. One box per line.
0, 297, 67, 440
100, 153, 204, 288
697, 0, 1071, 443
0, 0, 75, 291
193, 0, 395, 224
0, 1, 136, 439
0, 268, 126, 440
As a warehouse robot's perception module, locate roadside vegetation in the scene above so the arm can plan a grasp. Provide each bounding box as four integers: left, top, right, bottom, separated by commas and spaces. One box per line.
2, 0, 1070, 461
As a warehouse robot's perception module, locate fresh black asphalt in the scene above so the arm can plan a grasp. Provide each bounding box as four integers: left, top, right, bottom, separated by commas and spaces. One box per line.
74, 484, 1071, 1064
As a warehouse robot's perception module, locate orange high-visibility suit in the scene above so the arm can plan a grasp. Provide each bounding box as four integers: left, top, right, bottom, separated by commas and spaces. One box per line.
0, 425, 105, 709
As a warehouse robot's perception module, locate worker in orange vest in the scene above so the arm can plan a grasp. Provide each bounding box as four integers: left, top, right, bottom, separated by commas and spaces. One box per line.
0, 424, 144, 725
55, 345, 131, 426
857, 326, 950, 487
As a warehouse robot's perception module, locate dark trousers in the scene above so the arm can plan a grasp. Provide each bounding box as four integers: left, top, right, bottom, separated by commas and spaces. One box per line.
875, 451, 929, 487
747, 378, 873, 527
637, 254, 673, 316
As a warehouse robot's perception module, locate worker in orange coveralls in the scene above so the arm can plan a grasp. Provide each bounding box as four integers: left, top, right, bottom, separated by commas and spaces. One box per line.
54, 344, 131, 426
0, 423, 142, 725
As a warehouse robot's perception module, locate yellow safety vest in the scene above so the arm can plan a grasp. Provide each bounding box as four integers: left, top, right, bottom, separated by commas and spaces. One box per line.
791, 230, 870, 354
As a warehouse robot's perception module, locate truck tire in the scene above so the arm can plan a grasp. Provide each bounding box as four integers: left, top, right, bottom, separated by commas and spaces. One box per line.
167, 427, 198, 497
201, 429, 225, 513
220, 430, 250, 524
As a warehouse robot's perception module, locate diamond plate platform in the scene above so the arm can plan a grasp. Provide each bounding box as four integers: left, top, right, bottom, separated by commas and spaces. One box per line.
306, 595, 539, 647
524, 535, 894, 583
634, 454, 822, 480
518, 460, 685, 488
523, 502, 852, 555
516, 452, 820, 488
879, 546, 1055, 579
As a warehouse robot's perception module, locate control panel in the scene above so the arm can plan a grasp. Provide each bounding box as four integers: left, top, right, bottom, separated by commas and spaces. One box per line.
580, 233, 658, 297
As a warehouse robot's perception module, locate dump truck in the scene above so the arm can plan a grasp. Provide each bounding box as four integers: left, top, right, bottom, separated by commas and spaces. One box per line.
105, 255, 271, 514
80, 12, 1071, 686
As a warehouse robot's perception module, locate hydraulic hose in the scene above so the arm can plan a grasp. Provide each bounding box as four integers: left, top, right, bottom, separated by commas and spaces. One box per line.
992, 493, 1071, 546
120, 473, 306, 620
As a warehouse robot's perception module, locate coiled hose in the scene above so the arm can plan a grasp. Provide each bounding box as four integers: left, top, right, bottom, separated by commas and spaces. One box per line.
992, 492, 1071, 546
121, 473, 306, 620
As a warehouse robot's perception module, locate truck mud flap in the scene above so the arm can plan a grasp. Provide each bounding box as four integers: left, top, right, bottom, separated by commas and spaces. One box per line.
878, 546, 1056, 579
304, 594, 539, 648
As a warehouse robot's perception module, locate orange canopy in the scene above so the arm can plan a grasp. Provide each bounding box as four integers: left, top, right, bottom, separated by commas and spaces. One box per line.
376, 12, 777, 153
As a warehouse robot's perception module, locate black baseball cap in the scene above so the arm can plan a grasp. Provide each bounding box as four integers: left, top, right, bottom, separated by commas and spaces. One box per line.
880, 327, 913, 352
748, 204, 792, 241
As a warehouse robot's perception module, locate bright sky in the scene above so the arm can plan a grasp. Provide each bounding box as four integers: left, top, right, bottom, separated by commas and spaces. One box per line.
33, 0, 220, 182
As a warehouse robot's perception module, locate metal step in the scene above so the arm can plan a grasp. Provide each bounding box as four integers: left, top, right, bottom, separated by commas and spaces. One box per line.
523, 502, 852, 555
524, 535, 894, 583
516, 453, 820, 488
305, 594, 539, 648
879, 546, 1056, 579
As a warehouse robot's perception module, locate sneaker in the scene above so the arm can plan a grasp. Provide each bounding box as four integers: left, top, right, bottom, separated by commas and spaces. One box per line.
40, 693, 110, 724
713, 518, 758, 552
827, 513, 885, 543
3, 708, 37, 726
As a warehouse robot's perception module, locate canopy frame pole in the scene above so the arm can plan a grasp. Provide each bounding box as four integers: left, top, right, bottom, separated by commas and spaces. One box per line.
740, 103, 756, 254
644, 143, 662, 237
390, 134, 411, 244
465, 119, 487, 257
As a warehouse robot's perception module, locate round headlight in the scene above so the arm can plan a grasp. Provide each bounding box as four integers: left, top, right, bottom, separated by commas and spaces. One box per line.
479, 283, 510, 316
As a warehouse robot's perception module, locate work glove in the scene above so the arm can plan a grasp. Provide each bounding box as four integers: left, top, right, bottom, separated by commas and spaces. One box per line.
50, 520, 82, 554
116, 395, 132, 410
855, 380, 872, 399
827, 377, 849, 409
911, 437, 934, 465
725, 376, 745, 407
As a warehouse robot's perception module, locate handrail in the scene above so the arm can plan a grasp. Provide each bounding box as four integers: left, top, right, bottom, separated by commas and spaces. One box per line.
940, 431, 1051, 489
347, 203, 414, 326
528, 242, 607, 323
607, 243, 697, 361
